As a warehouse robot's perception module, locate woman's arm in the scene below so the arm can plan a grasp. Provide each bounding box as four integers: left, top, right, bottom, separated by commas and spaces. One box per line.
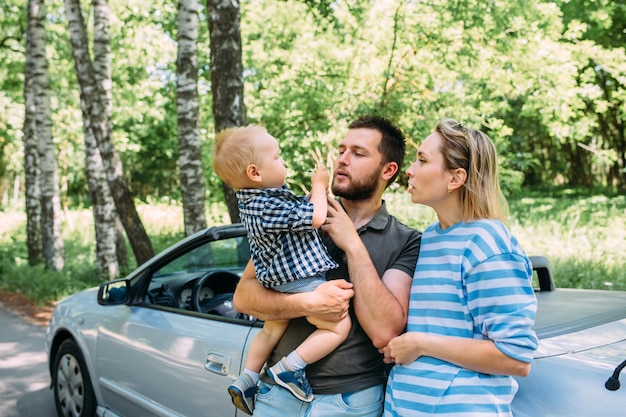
380, 332, 531, 377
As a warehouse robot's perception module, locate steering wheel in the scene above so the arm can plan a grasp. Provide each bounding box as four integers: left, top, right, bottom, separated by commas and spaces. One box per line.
191, 271, 251, 320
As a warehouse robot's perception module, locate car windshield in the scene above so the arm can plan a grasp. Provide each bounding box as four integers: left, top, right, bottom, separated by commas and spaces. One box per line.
153, 235, 250, 279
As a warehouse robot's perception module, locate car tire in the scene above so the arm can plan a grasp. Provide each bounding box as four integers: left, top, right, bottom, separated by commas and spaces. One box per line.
52, 339, 97, 417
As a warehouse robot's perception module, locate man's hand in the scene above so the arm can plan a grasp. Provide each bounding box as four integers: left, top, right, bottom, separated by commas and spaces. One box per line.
322, 198, 360, 252
305, 279, 354, 321
234, 260, 353, 321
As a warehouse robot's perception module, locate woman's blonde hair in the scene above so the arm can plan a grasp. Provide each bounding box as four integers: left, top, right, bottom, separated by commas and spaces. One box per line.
213, 125, 266, 190
435, 118, 508, 222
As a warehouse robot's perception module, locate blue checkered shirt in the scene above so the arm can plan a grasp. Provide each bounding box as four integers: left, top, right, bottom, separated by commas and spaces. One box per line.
236, 185, 338, 289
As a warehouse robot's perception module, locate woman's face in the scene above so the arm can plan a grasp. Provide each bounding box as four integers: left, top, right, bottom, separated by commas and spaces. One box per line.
406, 131, 452, 207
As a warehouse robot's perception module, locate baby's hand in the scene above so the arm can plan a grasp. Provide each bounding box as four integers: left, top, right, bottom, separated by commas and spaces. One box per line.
311, 165, 330, 188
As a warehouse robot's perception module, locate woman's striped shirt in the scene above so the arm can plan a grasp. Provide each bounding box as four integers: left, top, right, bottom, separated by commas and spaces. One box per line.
384, 219, 538, 417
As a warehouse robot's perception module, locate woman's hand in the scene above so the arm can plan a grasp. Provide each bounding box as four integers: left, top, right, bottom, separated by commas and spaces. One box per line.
379, 332, 423, 365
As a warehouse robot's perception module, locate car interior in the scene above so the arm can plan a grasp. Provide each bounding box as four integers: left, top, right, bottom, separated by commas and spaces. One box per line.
138, 233, 253, 321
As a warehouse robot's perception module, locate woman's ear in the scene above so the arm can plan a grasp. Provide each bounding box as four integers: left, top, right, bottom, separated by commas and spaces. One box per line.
246, 164, 263, 183
448, 168, 467, 192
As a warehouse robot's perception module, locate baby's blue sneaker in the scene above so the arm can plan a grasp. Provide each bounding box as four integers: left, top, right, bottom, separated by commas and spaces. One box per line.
267, 358, 313, 402
228, 373, 257, 415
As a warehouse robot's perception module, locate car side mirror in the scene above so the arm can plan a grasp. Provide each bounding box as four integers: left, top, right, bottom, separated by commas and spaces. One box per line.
529, 255, 555, 292
98, 279, 131, 305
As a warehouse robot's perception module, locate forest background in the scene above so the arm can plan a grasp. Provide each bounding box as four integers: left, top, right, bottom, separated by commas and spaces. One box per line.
0, 0, 625, 307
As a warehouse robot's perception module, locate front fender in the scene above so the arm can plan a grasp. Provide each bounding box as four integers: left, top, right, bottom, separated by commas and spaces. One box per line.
46, 287, 107, 404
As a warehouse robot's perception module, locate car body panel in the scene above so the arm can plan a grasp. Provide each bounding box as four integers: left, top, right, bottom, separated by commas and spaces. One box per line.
532, 289, 626, 338
46, 288, 106, 402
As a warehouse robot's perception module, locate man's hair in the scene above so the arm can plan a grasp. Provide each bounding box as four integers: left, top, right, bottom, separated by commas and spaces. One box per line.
213, 125, 266, 190
348, 115, 406, 186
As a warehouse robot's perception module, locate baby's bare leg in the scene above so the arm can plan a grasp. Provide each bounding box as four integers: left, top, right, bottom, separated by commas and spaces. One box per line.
245, 319, 290, 371
295, 315, 351, 364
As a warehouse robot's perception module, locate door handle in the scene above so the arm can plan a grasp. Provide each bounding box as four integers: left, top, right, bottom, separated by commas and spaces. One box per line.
205, 352, 231, 375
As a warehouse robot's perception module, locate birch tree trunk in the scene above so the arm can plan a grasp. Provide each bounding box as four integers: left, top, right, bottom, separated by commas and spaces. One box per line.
23, 1, 42, 265
64, 0, 155, 265
29, 0, 64, 270
93, 0, 129, 272
207, 0, 246, 224
177, 0, 207, 236
82, 0, 123, 279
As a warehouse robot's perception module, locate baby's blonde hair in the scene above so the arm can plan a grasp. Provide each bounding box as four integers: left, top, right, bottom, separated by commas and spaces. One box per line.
213, 125, 267, 190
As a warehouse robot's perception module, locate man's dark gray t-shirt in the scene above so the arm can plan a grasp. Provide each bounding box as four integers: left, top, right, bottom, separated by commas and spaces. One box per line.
261, 201, 421, 394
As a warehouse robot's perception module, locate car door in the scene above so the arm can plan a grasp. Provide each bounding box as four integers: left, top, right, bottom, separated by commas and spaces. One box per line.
95, 230, 260, 417
96, 305, 259, 417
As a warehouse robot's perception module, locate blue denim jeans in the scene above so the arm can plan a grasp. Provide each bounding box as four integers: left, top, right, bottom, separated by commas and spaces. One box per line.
253, 381, 384, 417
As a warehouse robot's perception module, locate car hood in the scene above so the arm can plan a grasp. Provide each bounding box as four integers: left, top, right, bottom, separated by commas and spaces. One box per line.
534, 288, 626, 339
512, 289, 626, 417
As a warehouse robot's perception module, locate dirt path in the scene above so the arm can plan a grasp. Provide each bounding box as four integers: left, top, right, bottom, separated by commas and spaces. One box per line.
0, 291, 54, 328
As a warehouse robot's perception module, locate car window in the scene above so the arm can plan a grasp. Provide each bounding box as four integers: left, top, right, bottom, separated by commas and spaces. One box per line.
144, 234, 254, 321
154, 235, 250, 278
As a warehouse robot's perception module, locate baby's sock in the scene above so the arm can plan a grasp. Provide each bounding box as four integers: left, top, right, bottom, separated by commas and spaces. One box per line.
285, 351, 307, 371
243, 368, 260, 384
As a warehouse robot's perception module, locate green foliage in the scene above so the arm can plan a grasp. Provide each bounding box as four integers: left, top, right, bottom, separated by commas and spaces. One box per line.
0, 212, 101, 304
2, 0, 626, 209
1, 190, 624, 306
505, 188, 626, 290
558, 0, 626, 49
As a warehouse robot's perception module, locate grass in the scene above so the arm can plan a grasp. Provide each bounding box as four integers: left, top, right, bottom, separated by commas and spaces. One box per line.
1, 188, 624, 306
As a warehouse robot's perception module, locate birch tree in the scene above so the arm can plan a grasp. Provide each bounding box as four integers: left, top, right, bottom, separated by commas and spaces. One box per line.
177, 0, 207, 236
82, 0, 124, 278
64, 0, 155, 265
28, 0, 64, 270
23, 1, 42, 265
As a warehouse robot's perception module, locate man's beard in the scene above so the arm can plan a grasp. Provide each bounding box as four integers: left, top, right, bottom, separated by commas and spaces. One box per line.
332, 168, 380, 200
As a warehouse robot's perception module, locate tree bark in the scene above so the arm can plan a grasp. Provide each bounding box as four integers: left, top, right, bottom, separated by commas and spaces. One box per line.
23, 0, 42, 266
93, 0, 129, 272
207, 0, 246, 224
29, 0, 64, 271
64, 0, 155, 265
177, 0, 207, 236
83, 0, 122, 279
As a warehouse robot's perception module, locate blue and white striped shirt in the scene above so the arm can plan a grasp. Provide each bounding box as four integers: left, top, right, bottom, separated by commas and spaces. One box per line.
237, 185, 338, 289
384, 219, 538, 417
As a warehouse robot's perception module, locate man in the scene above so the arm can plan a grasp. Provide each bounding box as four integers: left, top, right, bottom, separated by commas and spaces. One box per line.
233, 115, 422, 417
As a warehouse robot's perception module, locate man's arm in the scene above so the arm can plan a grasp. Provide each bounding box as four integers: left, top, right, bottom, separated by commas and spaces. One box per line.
233, 260, 354, 321
345, 241, 412, 348
323, 199, 413, 348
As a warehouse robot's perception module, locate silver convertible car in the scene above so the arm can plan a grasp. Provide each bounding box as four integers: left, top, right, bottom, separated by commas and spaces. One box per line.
46, 224, 626, 417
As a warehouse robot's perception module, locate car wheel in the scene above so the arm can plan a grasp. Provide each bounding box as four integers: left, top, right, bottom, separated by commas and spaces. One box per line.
52, 339, 97, 417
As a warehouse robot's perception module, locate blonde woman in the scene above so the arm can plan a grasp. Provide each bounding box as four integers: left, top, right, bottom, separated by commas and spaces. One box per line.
381, 119, 538, 416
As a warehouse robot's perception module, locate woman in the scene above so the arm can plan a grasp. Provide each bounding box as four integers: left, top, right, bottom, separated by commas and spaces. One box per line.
380, 119, 538, 416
